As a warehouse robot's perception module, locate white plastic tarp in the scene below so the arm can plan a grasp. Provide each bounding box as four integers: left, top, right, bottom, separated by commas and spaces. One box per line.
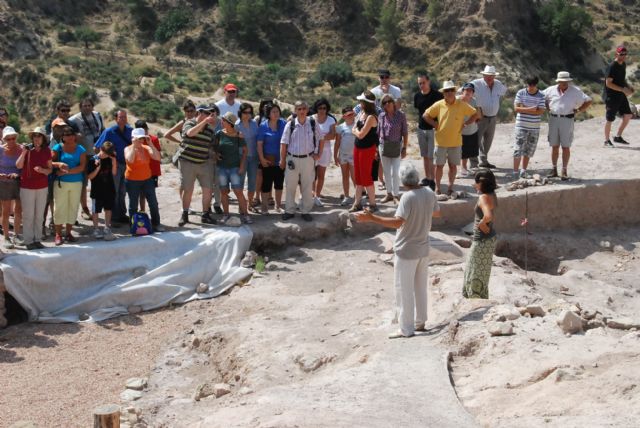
0, 227, 253, 323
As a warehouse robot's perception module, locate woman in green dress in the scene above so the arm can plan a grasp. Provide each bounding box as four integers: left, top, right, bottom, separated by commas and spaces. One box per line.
463, 169, 497, 299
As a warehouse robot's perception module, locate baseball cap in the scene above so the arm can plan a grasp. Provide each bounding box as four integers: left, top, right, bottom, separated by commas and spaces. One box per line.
462, 82, 475, 91
378, 68, 391, 77
196, 104, 213, 112
616, 45, 628, 54
131, 128, 149, 140
224, 83, 238, 92
51, 118, 67, 128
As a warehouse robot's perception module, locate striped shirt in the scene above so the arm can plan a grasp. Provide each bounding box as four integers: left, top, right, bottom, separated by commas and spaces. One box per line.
280, 116, 321, 156
180, 119, 215, 163
514, 88, 546, 130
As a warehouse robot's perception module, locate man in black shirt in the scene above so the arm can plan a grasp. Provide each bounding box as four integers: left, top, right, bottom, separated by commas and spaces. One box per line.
413, 73, 443, 183
604, 45, 634, 147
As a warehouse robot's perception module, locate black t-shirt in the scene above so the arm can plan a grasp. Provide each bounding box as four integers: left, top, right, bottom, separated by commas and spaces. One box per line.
87, 155, 115, 199
605, 61, 626, 99
414, 88, 444, 130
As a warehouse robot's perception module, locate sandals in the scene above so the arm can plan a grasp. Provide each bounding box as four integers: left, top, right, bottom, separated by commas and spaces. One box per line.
378, 183, 386, 190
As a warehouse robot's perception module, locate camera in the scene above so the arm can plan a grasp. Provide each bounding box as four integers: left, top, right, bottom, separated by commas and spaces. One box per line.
24, 143, 34, 151
287, 160, 295, 170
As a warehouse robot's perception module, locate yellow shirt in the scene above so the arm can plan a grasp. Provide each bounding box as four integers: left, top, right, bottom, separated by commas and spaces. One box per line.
425, 99, 476, 147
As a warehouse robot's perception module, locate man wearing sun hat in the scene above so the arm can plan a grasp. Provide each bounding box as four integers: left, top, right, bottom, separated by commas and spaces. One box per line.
542, 71, 592, 180
470, 65, 507, 169
603, 45, 634, 147
423, 81, 478, 196
216, 83, 242, 118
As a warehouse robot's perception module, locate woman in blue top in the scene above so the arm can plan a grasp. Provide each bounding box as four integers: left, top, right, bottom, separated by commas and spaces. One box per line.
256, 104, 285, 215
51, 126, 87, 245
235, 102, 260, 211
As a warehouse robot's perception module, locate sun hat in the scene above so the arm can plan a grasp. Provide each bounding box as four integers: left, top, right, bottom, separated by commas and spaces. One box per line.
28, 126, 48, 141
555, 71, 573, 82
224, 83, 238, 92
439, 80, 458, 93
131, 128, 149, 140
356, 92, 376, 104
51, 117, 67, 128
222, 111, 237, 125
480, 65, 499, 76
2, 126, 18, 139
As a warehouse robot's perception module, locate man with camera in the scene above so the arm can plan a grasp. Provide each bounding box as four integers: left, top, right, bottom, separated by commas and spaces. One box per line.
279, 100, 323, 222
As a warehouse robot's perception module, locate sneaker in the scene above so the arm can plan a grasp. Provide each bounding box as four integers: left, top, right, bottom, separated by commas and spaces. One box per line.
34, 241, 45, 249
282, 212, 294, 221
604, 139, 615, 148
241, 214, 253, 224
154, 224, 166, 232
519, 169, 527, 179
381, 194, 394, 203
54, 234, 63, 246
213, 205, 224, 215
219, 214, 231, 224
201, 211, 216, 225
178, 211, 189, 227
301, 213, 313, 222
348, 203, 363, 213
103, 227, 116, 241
561, 169, 569, 181
13, 235, 24, 246
26, 242, 39, 250
613, 136, 630, 145
340, 196, 351, 206
367, 205, 379, 213
3, 239, 14, 249
313, 197, 324, 207
93, 227, 104, 240
65, 233, 77, 243
457, 168, 469, 178
547, 167, 558, 178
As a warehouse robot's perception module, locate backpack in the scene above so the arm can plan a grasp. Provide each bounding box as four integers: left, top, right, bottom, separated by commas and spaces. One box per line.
288, 115, 317, 151
130, 212, 152, 236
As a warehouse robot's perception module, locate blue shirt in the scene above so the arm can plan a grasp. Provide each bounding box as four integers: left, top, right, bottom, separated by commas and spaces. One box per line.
235, 119, 259, 158
257, 118, 286, 163
95, 124, 132, 163
52, 143, 86, 183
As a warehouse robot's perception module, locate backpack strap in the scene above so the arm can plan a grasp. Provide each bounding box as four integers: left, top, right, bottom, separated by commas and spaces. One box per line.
288, 116, 317, 153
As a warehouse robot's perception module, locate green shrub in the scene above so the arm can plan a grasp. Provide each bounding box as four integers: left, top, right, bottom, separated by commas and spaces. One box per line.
537, 0, 592, 50
128, 98, 181, 123
57, 29, 76, 44
317, 60, 354, 88
75, 27, 102, 49
363, 0, 384, 26
110, 88, 121, 101
74, 84, 97, 102
427, 0, 443, 21
153, 74, 174, 94
377, 1, 402, 51
155, 9, 192, 43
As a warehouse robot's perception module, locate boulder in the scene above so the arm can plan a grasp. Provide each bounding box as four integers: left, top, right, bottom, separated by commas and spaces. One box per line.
483, 305, 521, 322
487, 322, 514, 336
524, 305, 546, 317
120, 389, 143, 401
607, 318, 640, 330
557, 310, 583, 334
125, 378, 147, 391
213, 383, 232, 398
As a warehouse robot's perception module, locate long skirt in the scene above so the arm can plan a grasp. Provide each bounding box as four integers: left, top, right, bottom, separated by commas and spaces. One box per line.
462, 236, 497, 299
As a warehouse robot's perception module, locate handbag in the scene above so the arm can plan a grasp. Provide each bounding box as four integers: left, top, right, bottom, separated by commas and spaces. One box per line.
380, 114, 402, 158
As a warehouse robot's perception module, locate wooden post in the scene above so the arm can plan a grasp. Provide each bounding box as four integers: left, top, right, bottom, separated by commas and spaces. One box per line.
93, 404, 120, 428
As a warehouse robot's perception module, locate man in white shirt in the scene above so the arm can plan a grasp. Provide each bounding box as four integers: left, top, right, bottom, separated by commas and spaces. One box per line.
215, 83, 242, 117
279, 101, 323, 222
470, 65, 507, 169
372, 68, 402, 110
542, 71, 592, 180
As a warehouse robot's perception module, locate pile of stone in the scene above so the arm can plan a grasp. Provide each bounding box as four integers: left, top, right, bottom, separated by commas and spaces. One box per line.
505, 174, 550, 191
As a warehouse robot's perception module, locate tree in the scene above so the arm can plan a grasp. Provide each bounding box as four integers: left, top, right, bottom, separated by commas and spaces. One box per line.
363, 0, 384, 26
537, 0, 592, 50
377, 1, 402, 52
155, 9, 193, 43
75, 27, 101, 49
218, 0, 237, 28
317, 60, 354, 88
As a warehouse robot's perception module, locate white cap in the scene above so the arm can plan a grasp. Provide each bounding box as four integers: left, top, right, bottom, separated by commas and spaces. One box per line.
131, 128, 149, 140
2, 126, 18, 139
555, 71, 573, 82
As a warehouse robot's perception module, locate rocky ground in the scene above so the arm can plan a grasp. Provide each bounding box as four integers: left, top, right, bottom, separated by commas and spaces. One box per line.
1, 117, 640, 427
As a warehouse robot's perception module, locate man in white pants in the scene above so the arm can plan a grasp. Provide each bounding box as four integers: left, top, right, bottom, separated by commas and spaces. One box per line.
355, 163, 441, 338
280, 101, 323, 222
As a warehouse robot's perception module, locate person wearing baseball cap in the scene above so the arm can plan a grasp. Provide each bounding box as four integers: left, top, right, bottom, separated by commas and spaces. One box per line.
215, 83, 242, 118
603, 45, 634, 147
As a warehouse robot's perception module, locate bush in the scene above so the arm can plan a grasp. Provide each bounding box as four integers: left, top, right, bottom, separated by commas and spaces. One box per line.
155, 8, 192, 43
153, 74, 174, 94
75, 27, 102, 49
427, 0, 443, 21
74, 84, 97, 102
110, 88, 121, 101
537, 0, 592, 50
363, 0, 384, 26
128, 98, 181, 123
317, 60, 354, 88
57, 29, 76, 44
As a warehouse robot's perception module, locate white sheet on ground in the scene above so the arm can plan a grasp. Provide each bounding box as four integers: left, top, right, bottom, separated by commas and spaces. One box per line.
0, 227, 253, 323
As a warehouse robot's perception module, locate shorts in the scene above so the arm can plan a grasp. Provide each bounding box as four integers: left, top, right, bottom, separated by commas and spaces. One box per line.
178, 159, 213, 190
605, 94, 632, 122
434, 146, 462, 166
548, 116, 574, 148
316, 146, 332, 168
417, 128, 435, 158
354, 145, 377, 187
513, 128, 540, 158
461, 132, 479, 160
261, 165, 284, 193
0, 178, 20, 200
92, 196, 114, 214
218, 166, 244, 190
339, 151, 354, 165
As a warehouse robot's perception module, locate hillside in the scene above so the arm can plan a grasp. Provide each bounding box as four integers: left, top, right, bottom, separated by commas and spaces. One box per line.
1, 0, 639, 129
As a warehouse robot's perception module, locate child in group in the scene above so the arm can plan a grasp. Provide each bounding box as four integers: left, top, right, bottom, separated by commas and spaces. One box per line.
334, 106, 357, 206
87, 141, 117, 240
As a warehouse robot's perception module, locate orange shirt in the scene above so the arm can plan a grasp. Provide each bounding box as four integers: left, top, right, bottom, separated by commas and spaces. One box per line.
125, 146, 152, 181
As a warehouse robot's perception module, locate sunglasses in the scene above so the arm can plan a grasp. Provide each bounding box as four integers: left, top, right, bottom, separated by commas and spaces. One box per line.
379, 75, 390, 79
241, 110, 252, 114
343, 112, 354, 118
59, 109, 71, 113
184, 109, 196, 113
382, 100, 395, 105
619, 53, 628, 56
316, 106, 327, 110
227, 90, 237, 94
443, 89, 455, 93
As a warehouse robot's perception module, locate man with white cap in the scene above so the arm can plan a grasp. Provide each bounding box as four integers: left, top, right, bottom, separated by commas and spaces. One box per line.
542, 71, 592, 180
470, 65, 507, 169
603, 45, 634, 147
423, 81, 478, 196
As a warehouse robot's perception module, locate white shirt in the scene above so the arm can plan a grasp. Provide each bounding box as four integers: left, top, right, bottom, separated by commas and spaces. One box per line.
543, 85, 591, 116
280, 117, 322, 156
215, 99, 242, 117
372, 84, 402, 104
470, 78, 507, 117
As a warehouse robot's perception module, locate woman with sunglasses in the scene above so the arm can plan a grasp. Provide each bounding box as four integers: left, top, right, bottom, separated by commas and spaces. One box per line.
257, 104, 285, 214
378, 94, 408, 204
51, 126, 87, 245
349, 91, 379, 212
0, 126, 24, 249
235, 102, 261, 212
311, 98, 337, 207
16, 127, 52, 250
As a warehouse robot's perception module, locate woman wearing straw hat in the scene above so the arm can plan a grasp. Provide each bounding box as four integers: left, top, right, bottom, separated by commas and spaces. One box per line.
16, 127, 53, 250
0, 126, 24, 249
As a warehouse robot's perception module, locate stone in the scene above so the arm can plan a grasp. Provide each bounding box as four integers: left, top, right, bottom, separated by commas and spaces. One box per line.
192, 337, 201, 348
557, 310, 583, 334
227, 216, 242, 227
78, 312, 90, 321
581, 309, 598, 320
238, 386, 254, 395
487, 322, 514, 336
586, 319, 606, 330
120, 389, 143, 401
524, 305, 546, 317
193, 383, 214, 401
127, 305, 143, 315
554, 368, 578, 382
196, 283, 209, 293
483, 305, 521, 322
607, 318, 640, 330
125, 378, 147, 391
241, 251, 258, 268
213, 383, 232, 398
599, 241, 612, 251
